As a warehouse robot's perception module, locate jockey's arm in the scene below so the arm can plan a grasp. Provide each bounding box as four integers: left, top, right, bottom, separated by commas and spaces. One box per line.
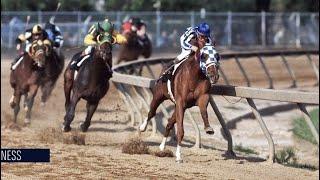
53, 26, 64, 47
181, 32, 196, 51
15, 31, 32, 50
84, 34, 98, 46
112, 31, 127, 45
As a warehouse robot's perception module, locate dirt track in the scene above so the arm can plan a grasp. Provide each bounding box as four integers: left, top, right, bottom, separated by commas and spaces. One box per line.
1, 53, 319, 179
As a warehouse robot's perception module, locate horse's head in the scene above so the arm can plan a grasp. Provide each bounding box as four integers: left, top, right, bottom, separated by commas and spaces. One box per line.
30, 39, 52, 68
200, 44, 220, 85
96, 34, 113, 61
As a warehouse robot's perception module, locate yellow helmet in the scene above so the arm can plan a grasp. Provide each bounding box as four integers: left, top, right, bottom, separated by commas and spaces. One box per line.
32, 24, 42, 34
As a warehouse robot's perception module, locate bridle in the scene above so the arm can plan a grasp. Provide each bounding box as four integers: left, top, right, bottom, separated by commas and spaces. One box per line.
200, 44, 220, 84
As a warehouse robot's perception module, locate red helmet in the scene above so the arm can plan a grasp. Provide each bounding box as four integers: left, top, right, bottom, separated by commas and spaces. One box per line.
122, 22, 132, 33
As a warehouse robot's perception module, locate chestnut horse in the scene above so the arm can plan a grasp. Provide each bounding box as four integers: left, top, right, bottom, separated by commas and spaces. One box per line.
9, 40, 59, 124
116, 31, 152, 65
139, 40, 221, 163
62, 41, 113, 132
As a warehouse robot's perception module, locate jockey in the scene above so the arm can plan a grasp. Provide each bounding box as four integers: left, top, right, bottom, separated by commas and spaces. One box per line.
122, 17, 148, 46
159, 22, 214, 81
130, 17, 148, 43
11, 24, 49, 70
44, 20, 64, 50
69, 18, 127, 72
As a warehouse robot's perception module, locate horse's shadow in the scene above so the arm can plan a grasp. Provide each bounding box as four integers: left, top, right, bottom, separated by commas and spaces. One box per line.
88, 126, 136, 133
144, 138, 265, 163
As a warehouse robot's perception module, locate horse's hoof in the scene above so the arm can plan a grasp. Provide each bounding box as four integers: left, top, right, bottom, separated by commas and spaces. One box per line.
24, 118, 31, 125
79, 123, 89, 132
176, 159, 183, 163
226, 150, 236, 158
9, 102, 16, 109
62, 125, 71, 132
205, 126, 214, 135
40, 102, 46, 107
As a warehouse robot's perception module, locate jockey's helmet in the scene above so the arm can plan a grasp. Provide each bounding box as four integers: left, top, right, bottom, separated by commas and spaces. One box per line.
99, 19, 114, 33
196, 22, 211, 37
32, 24, 43, 34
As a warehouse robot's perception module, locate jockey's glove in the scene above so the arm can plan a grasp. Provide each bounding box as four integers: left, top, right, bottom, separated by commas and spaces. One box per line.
191, 46, 198, 52
16, 43, 21, 51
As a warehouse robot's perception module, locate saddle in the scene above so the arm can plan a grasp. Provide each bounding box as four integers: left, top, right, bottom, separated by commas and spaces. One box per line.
166, 57, 189, 103
71, 54, 91, 71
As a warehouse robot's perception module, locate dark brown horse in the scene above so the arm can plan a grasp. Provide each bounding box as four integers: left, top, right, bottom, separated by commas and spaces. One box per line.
116, 31, 152, 65
39, 48, 64, 107
9, 40, 57, 124
139, 40, 221, 163
62, 41, 113, 132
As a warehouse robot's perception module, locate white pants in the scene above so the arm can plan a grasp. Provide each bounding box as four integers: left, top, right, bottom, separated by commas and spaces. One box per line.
177, 48, 191, 61
25, 43, 31, 53
84, 46, 94, 55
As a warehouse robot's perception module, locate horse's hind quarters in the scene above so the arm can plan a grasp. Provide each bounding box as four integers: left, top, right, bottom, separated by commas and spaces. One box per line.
205, 126, 214, 135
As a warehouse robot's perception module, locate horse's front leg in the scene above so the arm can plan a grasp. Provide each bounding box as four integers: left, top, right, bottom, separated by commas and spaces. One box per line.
64, 68, 74, 111
80, 101, 98, 132
139, 84, 166, 132
40, 80, 55, 107
175, 98, 186, 163
62, 93, 80, 132
9, 90, 22, 123
25, 84, 39, 124
197, 94, 214, 134
160, 111, 176, 151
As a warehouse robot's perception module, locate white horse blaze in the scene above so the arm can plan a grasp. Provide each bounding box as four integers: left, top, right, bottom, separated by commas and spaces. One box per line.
139, 118, 148, 132
159, 137, 167, 151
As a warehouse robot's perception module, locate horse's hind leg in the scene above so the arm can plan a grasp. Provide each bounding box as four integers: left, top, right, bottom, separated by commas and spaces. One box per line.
62, 93, 80, 132
139, 85, 166, 132
80, 101, 98, 132
25, 84, 39, 124
197, 94, 214, 135
159, 111, 176, 151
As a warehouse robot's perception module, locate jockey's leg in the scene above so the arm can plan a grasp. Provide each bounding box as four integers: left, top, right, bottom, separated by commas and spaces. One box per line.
70, 46, 94, 70
158, 49, 191, 82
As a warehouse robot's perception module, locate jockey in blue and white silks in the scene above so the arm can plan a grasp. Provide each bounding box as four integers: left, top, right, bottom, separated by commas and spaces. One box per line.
44, 21, 64, 49
159, 22, 215, 81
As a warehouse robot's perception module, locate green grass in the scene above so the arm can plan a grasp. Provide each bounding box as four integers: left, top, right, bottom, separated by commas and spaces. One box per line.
234, 144, 258, 155
292, 108, 319, 144
275, 147, 318, 171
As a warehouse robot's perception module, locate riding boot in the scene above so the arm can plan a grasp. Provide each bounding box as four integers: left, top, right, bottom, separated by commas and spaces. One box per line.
70, 53, 85, 70
159, 62, 175, 82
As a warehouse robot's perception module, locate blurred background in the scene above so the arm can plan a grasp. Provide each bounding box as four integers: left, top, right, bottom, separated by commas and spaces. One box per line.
1, 0, 319, 52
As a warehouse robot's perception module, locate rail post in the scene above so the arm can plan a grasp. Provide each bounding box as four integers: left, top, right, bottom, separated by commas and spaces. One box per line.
247, 98, 275, 163
297, 103, 319, 145
209, 96, 235, 156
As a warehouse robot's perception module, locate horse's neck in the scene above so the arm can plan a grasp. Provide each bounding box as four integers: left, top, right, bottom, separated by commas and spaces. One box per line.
186, 55, 201, 75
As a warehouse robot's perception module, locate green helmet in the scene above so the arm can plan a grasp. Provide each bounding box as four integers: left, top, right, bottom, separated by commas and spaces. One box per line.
98, 19, 114, 33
